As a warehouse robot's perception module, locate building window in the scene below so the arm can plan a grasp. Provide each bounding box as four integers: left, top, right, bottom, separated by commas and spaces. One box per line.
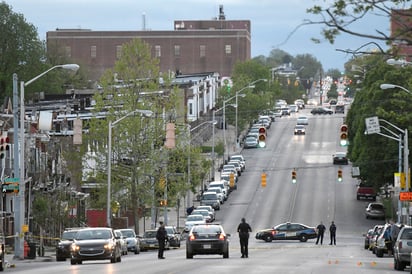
155, 45, 161, 57
225, 44, 232, 55
90, 46, 97, 58
174, 45, 181, 56
116, 45, 122, 59
200, 45, 206, 57
65, 46, 71, 58
189, 102, 193, 115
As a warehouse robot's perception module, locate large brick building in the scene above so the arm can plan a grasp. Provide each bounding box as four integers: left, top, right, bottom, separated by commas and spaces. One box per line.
46, 6, 251, 82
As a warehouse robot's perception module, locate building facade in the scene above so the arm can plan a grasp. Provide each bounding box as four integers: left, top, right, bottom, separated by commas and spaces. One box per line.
46, 8, 251, 82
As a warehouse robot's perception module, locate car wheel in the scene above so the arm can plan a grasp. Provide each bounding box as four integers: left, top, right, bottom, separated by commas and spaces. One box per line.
134, 247, 140, 254
376, 249, 384, 258
264, 235, 273, 242
117, 253, 122, 262
110, 256, 117, 263
186, 250, 193, 259
223, 249, 229, 259
70, 259, 77, 265
299, 234, 308, 242
364, 242, 369, 250
56, 256, 65, 262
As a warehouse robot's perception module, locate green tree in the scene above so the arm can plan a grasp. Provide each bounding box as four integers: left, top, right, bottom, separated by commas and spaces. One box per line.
0, 2, 45, 101
346, 54, 412, 188
306, 0, 410, 51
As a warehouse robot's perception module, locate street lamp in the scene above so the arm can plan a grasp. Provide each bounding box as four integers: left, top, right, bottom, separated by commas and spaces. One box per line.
380, 83, 412, 95
107, 109, 153, 227
387, 58, 412, 67
12, 64, 79, 259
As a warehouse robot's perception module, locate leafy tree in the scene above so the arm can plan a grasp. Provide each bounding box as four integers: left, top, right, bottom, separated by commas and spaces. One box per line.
0, 2, 45, 101
346, 54, 412, 189
306, 0, 411, 54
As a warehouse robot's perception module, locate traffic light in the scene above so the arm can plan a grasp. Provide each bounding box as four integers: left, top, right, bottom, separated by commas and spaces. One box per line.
292, 170, 297, 183
340, 124, 348, 146
159, 199, 168, 206
258, 127, 266, 148
337, 169, 343, 182
229, 172, 235, 188
261, 172, 267, 187
0, 133, 10, 159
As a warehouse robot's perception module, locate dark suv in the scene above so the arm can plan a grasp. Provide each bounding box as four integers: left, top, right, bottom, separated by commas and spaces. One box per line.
56, 228, 83, 261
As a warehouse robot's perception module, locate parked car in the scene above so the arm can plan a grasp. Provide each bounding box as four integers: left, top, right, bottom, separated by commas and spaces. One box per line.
200, 192, 220, 210
165, 226, 181, 248
374, 223, 392, 257
333, 152, 348, 165
255, 222, 317, 242
139, 230, 159, 251
114, 230, 128, 255
311, 107, 333, 115
364, 225, 384, 250
196, 205, 216, 221
244, 136, 258, 148
393, 225, 411, 270
206, 187, 225, 204
365, 202, 385, 220
208, 181, 229, 200
56, 228, 83, 261
70, 227, 122, 264
117, 228, 140, 254
230, 155, 246, 170
191, 209, 213, 223
294, 125, 306, 135
186, 223, 230, 259
184, 214, 206, 232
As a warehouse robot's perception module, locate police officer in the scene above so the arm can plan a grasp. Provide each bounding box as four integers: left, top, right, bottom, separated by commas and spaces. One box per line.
316, 221, 326, 245
237, 218, 252, 258
329, 221, 337, 245
156, 221, 167, 259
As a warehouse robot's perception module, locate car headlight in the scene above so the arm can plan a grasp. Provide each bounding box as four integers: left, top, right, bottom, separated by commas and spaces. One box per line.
71, 243, 80, 252
104, 242, 115, 250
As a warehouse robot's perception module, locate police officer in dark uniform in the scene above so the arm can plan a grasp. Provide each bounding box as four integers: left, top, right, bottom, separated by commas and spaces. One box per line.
316, 221, 326, 245
329, 221, 337, 245
237, 218, 252, 258
156, 221, 167, 259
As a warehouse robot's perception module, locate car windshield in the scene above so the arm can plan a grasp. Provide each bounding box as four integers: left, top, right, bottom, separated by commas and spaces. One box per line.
202, 193, 217, 200
144, 231, 157, 238
76, 229, 111, 240
192, 226, 222, 234
62, 231, 78, 240
370, 204, 384, 210
120, 230, 135, 238
187, 215, 203, 221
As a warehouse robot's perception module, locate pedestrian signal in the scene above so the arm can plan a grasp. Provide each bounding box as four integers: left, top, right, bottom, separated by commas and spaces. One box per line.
261, 173, 267, 187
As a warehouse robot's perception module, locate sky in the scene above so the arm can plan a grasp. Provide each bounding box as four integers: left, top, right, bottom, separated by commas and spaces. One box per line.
5, 0, 394, 72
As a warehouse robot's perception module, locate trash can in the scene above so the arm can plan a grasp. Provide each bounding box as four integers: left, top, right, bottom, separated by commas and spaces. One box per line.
28, 242, 36, 259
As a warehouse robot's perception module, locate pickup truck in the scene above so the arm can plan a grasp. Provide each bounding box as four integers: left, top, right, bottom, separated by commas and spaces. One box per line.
357, 186, 376, 201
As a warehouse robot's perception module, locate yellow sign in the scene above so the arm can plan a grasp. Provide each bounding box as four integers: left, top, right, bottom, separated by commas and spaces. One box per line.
22, 224, 29, 233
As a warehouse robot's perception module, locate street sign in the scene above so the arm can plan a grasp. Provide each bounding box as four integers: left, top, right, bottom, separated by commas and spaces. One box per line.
399, 192, 412, 201
4, 178, 19, 183
2, 183, 19, 193
365, 116, 380, 134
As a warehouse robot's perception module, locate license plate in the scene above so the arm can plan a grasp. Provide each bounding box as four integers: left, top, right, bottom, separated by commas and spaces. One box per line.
149, 244, 155, 247
203, 244, 211, 249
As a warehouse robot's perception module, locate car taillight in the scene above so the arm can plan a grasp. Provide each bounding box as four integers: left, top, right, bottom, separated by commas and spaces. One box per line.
271, 231, 276, 236
219, 234, 225, 241
189, 234, 196, 241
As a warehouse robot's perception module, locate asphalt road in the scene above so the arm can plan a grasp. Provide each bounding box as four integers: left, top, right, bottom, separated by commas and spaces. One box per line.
5, 108, 396, 273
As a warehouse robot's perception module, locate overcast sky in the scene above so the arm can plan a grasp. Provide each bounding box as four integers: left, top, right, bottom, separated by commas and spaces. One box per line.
6, 0, 393, 71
